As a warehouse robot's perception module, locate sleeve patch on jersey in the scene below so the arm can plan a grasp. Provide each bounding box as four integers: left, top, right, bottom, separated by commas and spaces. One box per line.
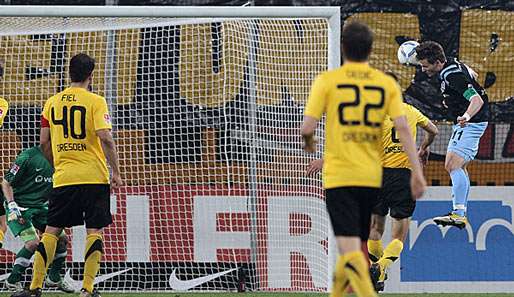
41, 116, 49, 128
463, 86, 478, 101
104, 113, 112, 124
9, 164, 19, 175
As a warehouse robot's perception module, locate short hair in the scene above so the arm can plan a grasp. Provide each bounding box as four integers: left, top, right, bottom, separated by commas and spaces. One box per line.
415, 41, 446, 64
341, 21, 373, 62
69, 53, 95, 83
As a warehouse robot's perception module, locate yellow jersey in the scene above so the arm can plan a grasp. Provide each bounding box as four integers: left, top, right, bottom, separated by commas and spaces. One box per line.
304, 62, 405, 189
41, 87, 112, 187
382, 103, 429, 169
0, 97, 8, 127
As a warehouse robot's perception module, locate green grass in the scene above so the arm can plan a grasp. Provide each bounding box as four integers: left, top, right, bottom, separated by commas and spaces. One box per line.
1, 293, 514, 297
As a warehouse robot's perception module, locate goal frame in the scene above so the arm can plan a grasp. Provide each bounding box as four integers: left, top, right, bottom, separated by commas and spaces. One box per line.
0, 5, 340, 291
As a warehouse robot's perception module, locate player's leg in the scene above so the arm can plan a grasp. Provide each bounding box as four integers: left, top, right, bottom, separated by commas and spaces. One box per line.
13, 187, 79, 297
45, 231, 75, 293
371, 168, 414, 291
5, 214, 40, 292
368, 214, 385, 263
434, 122, 487, 228
376, 217, 409, 275
327, 187, 378, 297
81, 184, 112, 297
27, 207, 74, 293
368, 188, 388, 263
28, 225, 62, 291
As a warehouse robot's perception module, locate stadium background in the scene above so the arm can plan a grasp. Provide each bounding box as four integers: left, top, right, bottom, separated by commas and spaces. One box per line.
0, 0, 512, 294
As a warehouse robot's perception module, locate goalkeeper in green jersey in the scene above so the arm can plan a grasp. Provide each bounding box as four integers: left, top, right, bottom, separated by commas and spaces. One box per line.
1, 146, 74, 293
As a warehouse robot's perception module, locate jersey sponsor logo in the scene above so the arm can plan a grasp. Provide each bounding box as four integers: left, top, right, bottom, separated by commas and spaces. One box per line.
0, 109, 3, 117
168, 267, 238, 291
35, 175, 52, 183
104, 113, 111, 124
9, 164, 19, 175
440, 80, 446, 93
35, 168, 43, 172
64, 268, 132, 292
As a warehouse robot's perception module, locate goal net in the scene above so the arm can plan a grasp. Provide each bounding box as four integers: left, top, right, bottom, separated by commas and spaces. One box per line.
0, 6, 340, 292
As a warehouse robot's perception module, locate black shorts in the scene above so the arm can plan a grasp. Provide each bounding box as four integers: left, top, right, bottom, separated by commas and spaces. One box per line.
373, 168, 416, 219
47, 184, 112, 229
326, 187, 379, 241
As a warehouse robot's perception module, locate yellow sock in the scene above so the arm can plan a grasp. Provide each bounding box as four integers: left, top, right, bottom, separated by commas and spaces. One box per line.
83, 234, 103, 292
342, 251, 377, 297
0, 229, 5, 248
330, 255, 350, 297
30, 233, 58, 290
367, 240, 383, 263
377, 239, 403, 272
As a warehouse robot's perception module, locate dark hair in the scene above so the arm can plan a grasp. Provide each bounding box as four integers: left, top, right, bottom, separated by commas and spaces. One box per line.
415, 41, 446, 64
69, 53, 95, 83
341, 21, 373, 62
385, 71, 399, 82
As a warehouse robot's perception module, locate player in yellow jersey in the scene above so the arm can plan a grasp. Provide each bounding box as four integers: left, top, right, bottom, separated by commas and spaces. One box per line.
301, 21, 426, 297
0, 60, 9, 249
13, 53, 123, 297
305, 72, 438, 293
0, 98, 7, 127
367, 72, 438, 292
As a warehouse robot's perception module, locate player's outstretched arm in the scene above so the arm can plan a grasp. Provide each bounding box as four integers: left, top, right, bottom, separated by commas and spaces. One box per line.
393, 116, 427, 199
418, 121, 439, 166
97, 129, 123, 189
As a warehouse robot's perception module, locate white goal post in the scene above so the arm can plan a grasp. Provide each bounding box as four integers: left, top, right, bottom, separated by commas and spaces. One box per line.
0, 5, 339, 292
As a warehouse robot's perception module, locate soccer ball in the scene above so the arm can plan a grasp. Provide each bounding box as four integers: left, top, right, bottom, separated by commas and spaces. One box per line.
397, 40, 420, 66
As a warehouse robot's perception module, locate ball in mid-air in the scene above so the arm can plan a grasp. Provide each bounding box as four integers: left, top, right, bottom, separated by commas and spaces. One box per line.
397, 40, 420, 66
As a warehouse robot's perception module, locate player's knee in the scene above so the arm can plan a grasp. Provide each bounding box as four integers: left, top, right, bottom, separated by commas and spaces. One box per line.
370, 220, 385, 234
25, 239, 40, 252
20, 227, 39, 251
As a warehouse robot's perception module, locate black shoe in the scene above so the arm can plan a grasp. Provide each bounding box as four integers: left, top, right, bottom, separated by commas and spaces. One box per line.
369, 263, 381, 292
80, 288, 101, 297
10, 288, 42, 297
376, 281, 385, 292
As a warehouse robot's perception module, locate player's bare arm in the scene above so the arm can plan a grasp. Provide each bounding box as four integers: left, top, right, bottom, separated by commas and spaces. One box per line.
300, 115, 318, 153
39, 127, 53, 165
97, 129, 123, 189
1, 179, 24, 224
418, 121, 439, 165
457, 94, 484, 127
393, 116, 427, 199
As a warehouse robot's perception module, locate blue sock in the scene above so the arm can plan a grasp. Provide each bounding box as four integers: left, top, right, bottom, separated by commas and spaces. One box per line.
450, 168, 469, 216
